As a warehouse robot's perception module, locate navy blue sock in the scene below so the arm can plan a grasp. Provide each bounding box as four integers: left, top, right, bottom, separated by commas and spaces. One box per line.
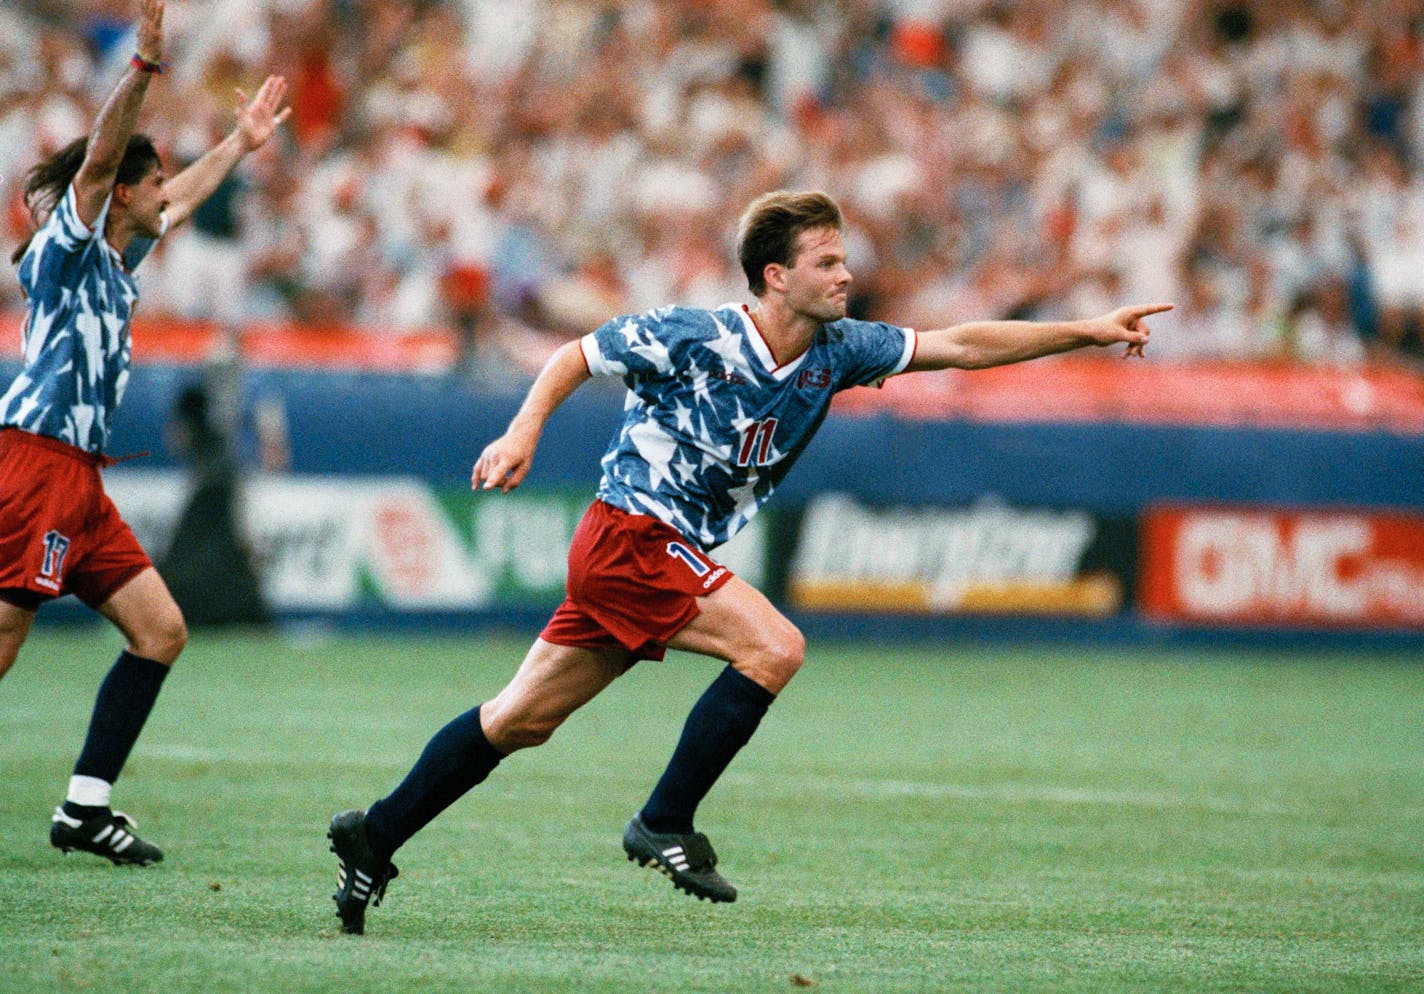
640, 666, 775, 834
364, 705, 505, 863
72, 650, 170, 787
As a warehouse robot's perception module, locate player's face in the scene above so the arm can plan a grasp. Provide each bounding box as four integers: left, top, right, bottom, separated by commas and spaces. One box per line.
122, 165, 168, 239
783, 226, 851, 323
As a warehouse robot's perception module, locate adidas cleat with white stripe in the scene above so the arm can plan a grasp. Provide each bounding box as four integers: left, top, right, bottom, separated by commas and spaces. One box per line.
328, 809, 399, 935
50, 807, 165, 866
622, 813, 737, 903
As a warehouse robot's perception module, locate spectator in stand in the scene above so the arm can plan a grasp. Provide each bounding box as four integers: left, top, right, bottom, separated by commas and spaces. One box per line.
2, 0, 1421, 367
161, 113, 249, 326
1292, 274, 1368, 367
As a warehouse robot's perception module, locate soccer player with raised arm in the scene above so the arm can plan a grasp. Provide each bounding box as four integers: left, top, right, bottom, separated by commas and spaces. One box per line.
327, 190, 1169, 932
0, 0, 289, 865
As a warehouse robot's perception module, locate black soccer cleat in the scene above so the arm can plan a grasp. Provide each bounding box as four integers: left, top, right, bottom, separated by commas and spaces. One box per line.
50, 807, 165, 866
328, 809, 398, 935
622, 813, 737, 903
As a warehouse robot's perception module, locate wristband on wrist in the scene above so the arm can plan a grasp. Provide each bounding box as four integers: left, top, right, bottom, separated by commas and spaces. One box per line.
130, 53, 164, 74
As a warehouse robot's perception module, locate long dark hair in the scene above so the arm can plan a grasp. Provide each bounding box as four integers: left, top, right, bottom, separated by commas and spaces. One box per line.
11, 133, 160, 265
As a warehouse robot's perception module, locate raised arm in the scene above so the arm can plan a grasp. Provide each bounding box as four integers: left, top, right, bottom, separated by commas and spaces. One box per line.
905, 303, 1174, 372
471, 341, 594, 493
162, 75, 290, 229
72, 0, 164, 227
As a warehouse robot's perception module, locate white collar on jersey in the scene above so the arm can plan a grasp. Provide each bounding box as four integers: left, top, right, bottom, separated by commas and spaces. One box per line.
730, 303, 811, 381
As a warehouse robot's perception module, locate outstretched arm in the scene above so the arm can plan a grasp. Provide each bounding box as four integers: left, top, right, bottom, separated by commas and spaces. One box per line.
472, 341, 594, 493
72, 0, 164, 228
162, 76, 291, 229
905, 303, 1173, 372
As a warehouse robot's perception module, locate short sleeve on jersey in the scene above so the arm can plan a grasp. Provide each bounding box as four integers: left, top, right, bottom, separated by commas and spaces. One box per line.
579, 332, 614, 376
20, 186, 107, 296
581, 307, 694, 382
835, 320, 917, 389
51, 184, 101, 249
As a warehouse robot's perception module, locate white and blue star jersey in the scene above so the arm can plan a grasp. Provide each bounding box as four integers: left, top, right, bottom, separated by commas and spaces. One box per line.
0, 184, 164, 454
582, 303, 916, 549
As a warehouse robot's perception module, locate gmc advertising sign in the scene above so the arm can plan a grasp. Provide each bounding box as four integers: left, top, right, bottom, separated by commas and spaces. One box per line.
1142, 507, 1424, 629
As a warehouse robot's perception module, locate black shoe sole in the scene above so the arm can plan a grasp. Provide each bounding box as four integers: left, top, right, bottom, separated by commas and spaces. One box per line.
53, 844, 162, 867
622, 823, 737, 904
328, 813, 400, 936
624, 848, 732, 902
50, 822, 165, 867
328, 826, 367, 935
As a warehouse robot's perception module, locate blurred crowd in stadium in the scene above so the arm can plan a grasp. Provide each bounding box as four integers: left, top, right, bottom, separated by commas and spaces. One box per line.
2, 0, 1422, 374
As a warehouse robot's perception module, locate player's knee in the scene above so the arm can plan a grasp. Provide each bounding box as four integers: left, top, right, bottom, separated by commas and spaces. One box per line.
503, 717, 559, 751
0, 631, 25, 666
0, 644, 19, 681
749, 624, 805, 691
0, 617, 26, 680
481, 697, 562, 752
769, 626, 806, 675
135, 612, 188, 665
166, 617, 189, 660
487, 711, 560, 752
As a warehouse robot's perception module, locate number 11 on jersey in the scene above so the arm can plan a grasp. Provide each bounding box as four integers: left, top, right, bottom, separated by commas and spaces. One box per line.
735, 417, 778, 467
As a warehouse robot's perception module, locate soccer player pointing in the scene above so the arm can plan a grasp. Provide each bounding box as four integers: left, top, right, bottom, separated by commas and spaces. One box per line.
329, 190, 1168, 932
0, 0, 289, 865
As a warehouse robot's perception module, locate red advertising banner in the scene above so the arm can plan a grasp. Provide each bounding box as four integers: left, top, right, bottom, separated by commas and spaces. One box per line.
5, 310, 1423, 432
834, 357, 1424, 434
1142, 507, 1424, 629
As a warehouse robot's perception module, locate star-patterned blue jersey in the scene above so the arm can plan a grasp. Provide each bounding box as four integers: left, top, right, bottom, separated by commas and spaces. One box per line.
582, 303, 916, 549
0, 184, 164, 453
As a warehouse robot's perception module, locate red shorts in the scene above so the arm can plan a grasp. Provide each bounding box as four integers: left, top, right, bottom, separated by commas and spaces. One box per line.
540, 500, 734, 662
0, 428, 152, 611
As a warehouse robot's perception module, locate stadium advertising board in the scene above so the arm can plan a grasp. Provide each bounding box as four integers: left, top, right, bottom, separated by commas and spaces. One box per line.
106, 472, 489, 609
787, 494, 1133, 616
446, 490, 588, 605
440, 488, 767, 602
1141, 507, 1424, 629
103, 472, 765, 613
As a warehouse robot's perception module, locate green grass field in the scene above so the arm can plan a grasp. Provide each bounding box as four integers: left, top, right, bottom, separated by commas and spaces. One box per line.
1, 626, 1421, 993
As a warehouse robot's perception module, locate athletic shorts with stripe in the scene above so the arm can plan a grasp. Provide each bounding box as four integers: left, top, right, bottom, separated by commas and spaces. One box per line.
540, 500, 734, 663
0, 428, 152, 612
